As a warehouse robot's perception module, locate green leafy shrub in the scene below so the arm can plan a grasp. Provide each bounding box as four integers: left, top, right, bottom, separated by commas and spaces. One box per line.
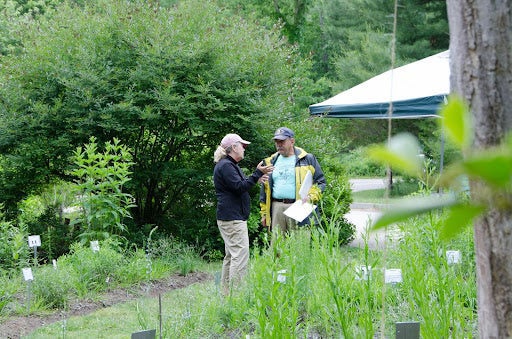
319, 161, 355, 245
0, 220, 29, 269
69, 136, 135, 245
340, 147, 387, 177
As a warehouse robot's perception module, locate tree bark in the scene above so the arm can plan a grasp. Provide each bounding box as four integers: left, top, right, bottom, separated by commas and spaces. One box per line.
446, 1, 512, 337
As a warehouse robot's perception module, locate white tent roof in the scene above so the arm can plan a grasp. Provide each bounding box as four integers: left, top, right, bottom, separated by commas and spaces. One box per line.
309, 50, 450, 119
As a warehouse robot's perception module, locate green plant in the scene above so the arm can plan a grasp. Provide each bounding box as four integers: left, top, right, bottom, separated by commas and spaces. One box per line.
60, 240, 127, 297
250, 231, 305, 338
0, 219, 29, 269
387, 212, 476, 337
319, 165, 355, 245
69, 136, 135, 244
18, 218, 477, 337
367, 95, 507, 238
0, 270, 20, 316
31, 265, 73, 310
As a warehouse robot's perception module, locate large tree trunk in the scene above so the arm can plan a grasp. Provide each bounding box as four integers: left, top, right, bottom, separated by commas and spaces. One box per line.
446, 1, 512, 337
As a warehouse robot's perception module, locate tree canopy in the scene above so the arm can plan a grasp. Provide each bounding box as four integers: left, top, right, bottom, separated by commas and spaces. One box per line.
0, 0, 451, 250
0, 0, 309, 237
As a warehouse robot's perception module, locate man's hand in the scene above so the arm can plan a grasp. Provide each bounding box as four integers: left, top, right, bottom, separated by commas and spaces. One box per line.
258, 174, 269, 184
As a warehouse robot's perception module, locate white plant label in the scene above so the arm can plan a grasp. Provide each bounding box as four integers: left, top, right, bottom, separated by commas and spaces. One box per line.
90, 240, 100, 252
446, 250, 461, 264
27, 235, 41, 248
52, 259, 57, 269
385, 269, 403, 284
355, 265, 372, 281
22, 267, 34, 281
277, 269, 287, 283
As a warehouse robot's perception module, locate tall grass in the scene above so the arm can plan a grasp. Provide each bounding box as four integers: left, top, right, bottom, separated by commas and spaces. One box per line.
22, 209, 476, 338
0, 235, 204, 321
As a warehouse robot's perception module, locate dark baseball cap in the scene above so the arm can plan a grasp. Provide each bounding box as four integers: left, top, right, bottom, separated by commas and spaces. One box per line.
273, 127, 295, 140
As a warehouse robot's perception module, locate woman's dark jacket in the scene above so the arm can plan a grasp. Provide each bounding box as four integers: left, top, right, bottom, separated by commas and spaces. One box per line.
214, 156, 263, 221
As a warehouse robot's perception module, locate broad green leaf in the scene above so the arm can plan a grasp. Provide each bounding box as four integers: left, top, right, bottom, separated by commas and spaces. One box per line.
439, 95, 472, 150
440, 203, 485, 240
367, 133, 422, 176
463, 153, 512, 187
372, 194, 458, 230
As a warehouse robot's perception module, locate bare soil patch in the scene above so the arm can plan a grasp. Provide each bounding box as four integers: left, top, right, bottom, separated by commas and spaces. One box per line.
0, 271, 212, 338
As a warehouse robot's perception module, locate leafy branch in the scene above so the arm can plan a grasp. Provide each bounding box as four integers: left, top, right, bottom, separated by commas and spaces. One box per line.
368, 95, 510, 240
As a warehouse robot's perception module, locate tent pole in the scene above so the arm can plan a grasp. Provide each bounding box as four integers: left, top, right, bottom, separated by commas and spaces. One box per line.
439, 126, 445, 193
440, 127, 445, 175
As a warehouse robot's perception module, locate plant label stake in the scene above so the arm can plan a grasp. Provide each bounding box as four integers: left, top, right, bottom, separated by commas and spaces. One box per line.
131, 329, 156, 339
385, 269, 402, 284
52, 259, 57, 269
395, 321, 420, 339
90, 240, 100, 252
446, 250, 461, 264
27, 235, 41, 261
214, 271, 221, 289
22, 267, 34, 312
276, 269, 287, 283
355, 265, 372, 281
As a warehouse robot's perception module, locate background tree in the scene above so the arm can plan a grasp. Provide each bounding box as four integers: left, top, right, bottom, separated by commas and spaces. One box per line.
447, 0, 512, 337
0, 0, 310, 247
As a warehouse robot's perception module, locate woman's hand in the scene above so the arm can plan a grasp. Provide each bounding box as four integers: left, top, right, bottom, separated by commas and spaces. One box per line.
257, 161, 274, 175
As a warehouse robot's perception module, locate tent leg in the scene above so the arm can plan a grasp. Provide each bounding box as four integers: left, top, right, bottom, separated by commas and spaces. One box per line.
386, 167, 393, 193
440, 128, 445, 175
439, 128, 445, 193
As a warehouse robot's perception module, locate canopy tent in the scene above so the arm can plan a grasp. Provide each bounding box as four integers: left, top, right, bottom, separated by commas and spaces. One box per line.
309, 50, 450, 119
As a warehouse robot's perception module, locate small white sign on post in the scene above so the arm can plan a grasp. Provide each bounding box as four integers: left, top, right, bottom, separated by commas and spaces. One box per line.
22, 267, 34, 281
276, 269, 287, 283
355, 265, 372, 281
27, 235, 41, 248
90, 240, 100, 252
446, 250, 461, 264
385, 269, 403, 284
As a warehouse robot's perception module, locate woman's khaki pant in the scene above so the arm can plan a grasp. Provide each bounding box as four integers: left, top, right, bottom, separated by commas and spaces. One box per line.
217, 219, 249, 295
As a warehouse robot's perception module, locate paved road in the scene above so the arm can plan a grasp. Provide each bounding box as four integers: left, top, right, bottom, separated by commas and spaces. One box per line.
349, 178, 387, 192
346, 178, 393, 250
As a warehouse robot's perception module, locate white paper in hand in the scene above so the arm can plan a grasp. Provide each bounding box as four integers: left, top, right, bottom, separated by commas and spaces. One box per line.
299, 170, 313, 200
284, 170, 316, 222
283, 201, 317, 222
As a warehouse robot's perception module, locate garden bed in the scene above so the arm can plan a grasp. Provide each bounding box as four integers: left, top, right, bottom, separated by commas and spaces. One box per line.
0, 271, 212, 338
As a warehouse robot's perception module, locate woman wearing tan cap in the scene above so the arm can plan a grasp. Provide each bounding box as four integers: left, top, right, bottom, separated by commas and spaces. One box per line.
213, 133, 273, 295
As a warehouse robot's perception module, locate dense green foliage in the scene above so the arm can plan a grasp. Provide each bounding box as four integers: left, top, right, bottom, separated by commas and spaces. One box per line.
0, 0, 311, 252
0, 0, 450, 257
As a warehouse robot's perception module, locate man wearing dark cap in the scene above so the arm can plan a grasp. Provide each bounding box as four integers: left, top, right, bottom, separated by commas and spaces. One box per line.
259, 127, 326, 233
